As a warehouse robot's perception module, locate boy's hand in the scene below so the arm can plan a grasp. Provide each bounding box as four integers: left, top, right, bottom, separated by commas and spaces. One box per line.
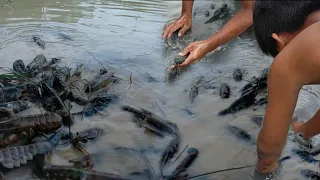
162, 13, 192, 39
171, 40, 210, 69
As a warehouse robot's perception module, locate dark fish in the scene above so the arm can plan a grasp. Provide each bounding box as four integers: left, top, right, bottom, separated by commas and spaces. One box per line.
218, 86, 258, 115
205, 10, 210, 17
301, 169, 320, 180
129, 169, 153, 180
160, 137, 180, 175
58, 33, 73, 41
210, 4, 215, 10
41, 164, 132, 180
240, 67, 269, 96
189, 76, 205, 102
183, 108, 196, 116
164, 54, 190, 84
12, 59, 26, 74
112, 146, 163, 155
122, 105, 179, 137
227, 125, 251, 141
205, 4, 230, 24
165, 147, 199, 180
250, 115, 264, 127
292, 149, 320, 163
233, 68, 243, 81
254, 96, 268, 106
32, 36, 45, 49
143, 73, 157, 83
219, 83, 230, 99
279, 155, 291, 163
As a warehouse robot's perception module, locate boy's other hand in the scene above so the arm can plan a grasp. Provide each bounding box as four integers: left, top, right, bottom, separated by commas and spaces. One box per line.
171, 40, 210, 69
162, 13, 192, 39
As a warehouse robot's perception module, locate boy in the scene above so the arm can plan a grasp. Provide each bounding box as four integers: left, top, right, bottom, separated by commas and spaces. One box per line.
252, 1, 320, 174
162, 0, 254, 68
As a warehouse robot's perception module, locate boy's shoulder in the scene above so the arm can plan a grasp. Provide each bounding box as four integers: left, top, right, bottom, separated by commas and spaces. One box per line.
275, 21, 320, 85
279, 21, 320, 58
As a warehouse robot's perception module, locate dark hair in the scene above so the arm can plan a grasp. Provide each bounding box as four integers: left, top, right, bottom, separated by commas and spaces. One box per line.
253, 1, 320, 57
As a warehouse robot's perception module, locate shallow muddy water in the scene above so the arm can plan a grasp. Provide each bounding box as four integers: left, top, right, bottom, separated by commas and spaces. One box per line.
1, 0, 320, 179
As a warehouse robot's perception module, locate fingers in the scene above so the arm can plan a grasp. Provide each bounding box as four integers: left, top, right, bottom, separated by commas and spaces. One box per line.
174, 55, 194, 68
178, 26, 189, 37
162, 19, 185, 39
179, 44, 194, 56
162, 23, 175, 39
166, 25, 183, 39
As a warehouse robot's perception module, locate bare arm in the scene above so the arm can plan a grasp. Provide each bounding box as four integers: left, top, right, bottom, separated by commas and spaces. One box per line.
256, 57, 302, 172
205, 0, 254, 52
181, 0, 194, 16
256, 22, 320, 173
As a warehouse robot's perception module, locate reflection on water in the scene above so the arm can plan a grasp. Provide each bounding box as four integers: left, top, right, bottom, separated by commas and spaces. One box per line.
0, 0, 318, 179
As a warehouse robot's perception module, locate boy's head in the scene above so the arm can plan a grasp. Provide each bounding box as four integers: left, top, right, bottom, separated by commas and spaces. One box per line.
253, 1, 320, 57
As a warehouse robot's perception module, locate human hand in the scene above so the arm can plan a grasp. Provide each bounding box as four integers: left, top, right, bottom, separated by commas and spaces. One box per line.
170, 40, 210, 69
162, 13, 192, 39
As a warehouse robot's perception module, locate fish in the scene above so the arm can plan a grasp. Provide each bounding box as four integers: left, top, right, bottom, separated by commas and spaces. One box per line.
218, 87, 258, 115
189, 76, 205, 102
233, 68, 243, 81
250, 115, 264, 127
227, 125, 251, 142
219, 83, 231, 99
32, 36, 45, 49
205, 4, 231, 24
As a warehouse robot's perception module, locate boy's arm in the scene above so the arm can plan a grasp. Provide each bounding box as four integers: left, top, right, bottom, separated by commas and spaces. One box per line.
205, 1, 254, 52
181, 0, 194, 16
256, 58, 302, 172
256, 22, 320, 173
174, 0, 254, 68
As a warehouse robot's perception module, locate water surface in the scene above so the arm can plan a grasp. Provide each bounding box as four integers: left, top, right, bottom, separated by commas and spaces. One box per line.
1, 0, 320, 179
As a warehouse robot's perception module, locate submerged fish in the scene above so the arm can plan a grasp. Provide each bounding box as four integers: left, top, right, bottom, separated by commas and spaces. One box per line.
164, 55, 190, 84
301, 169, 320, 180
227, 125, 252, 142
219, 83, 230, 99
218, 86, 258, 115
250, 115, 264, 127
205, 4, 231, 24
32, 36, 45, 49
58, 32, 73, 41
233, 68, 243, 81
189, 76, 205, 102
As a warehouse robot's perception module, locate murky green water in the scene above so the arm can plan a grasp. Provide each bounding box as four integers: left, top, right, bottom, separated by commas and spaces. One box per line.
1, 0, 320, 179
